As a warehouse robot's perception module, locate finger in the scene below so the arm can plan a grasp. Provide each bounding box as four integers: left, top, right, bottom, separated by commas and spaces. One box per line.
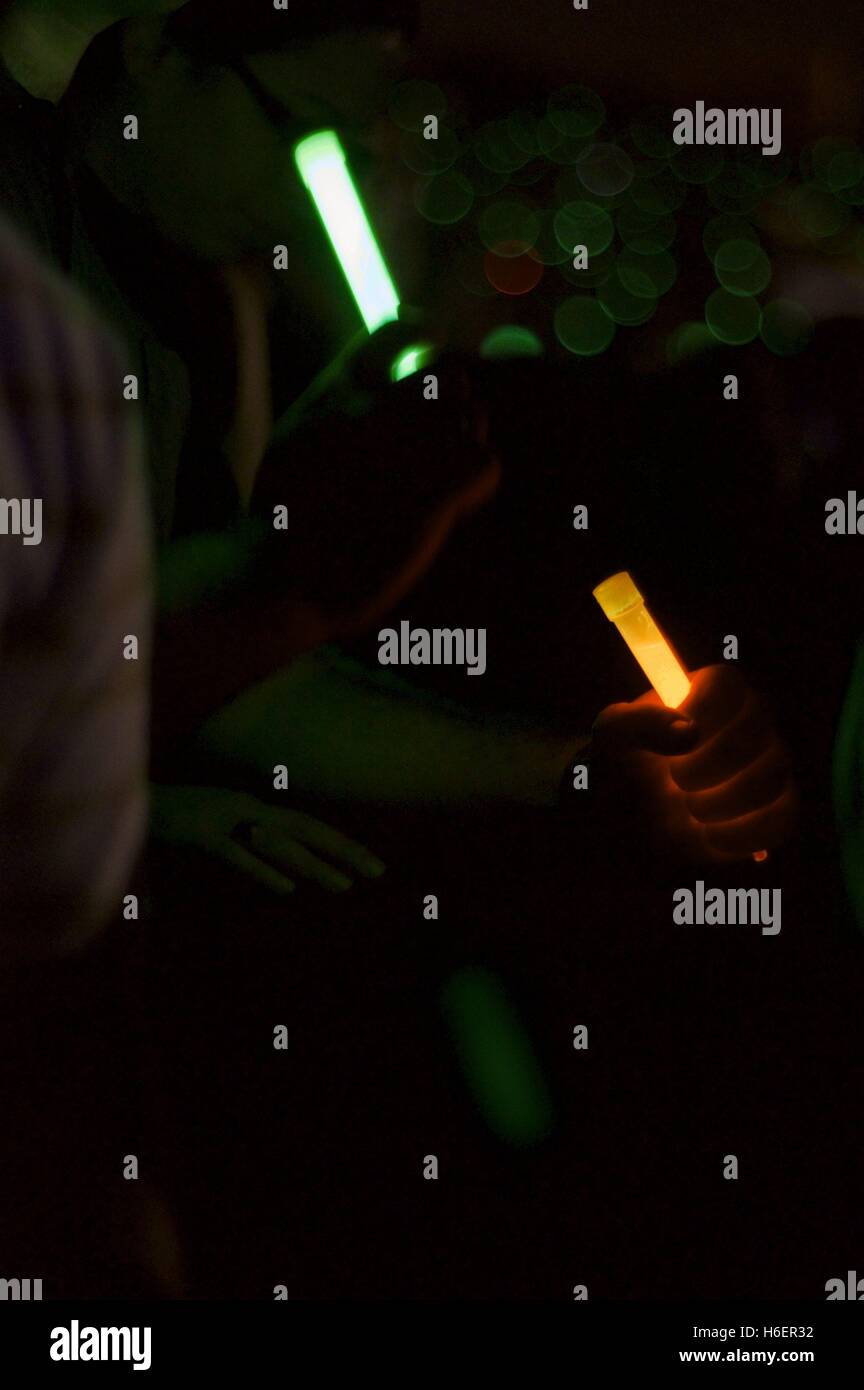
701, 781, 799, 855
275, 813, 386, 878
593, 701, 699, 756
668, 699, 775, 792
674, 815, 751, 867
678, 664, 750, 739
354, 316, 437, 389
684, 745, 791, 823
220, 841, 296, 895
647, 764, 782, 866
248, 825, 354, 893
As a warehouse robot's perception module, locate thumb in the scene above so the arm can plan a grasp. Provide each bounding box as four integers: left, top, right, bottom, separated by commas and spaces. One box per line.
351, 310, 440, 391
269, 311, 439, 444
593, 701, 700, 756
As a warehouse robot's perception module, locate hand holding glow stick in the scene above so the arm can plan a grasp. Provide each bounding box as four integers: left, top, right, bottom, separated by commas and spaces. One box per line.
294, 129, 434, 379
593, 571, 768, 862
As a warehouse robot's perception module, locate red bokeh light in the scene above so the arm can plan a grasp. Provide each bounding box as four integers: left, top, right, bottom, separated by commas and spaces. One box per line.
483, 241, 545, 295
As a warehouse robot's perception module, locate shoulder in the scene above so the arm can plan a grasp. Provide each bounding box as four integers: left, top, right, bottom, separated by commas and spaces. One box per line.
0, 214, 130, 434
0, 217, 143, 574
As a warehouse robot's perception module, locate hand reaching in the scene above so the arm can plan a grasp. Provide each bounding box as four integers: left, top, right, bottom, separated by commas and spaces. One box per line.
252, 318, 500, 634
150, 785, 386, 895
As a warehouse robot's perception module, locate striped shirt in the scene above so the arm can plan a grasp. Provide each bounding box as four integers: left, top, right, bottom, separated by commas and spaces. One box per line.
0, 214, 151, 962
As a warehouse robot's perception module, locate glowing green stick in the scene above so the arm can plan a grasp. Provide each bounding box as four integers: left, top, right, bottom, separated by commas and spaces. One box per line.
294, 129, 431, 375
440, 967, 553, 1148
294, 128, 398, 332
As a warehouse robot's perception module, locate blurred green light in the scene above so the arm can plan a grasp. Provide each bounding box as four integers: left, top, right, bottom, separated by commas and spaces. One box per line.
791, 185, 852, 239
474, 119, 527, 173
507, 109, 541, 156
555, 167, 626, 208
295, 129, 400, 333
703, 214, 760, 262
759, 299, 814, 356
555, 295, 616, 355
390, 342, 436, 382
509, 159, 547, 187
479, 325, 544, 359
598, 267, 657, 326
803, 136, 860, 188
414, 169, 474, 224
479, 199, 540, 256
838, 177, 864, 207
617, 206, 676, 255
389, 79, 447, 132
831, 641, 864, 938
537, 117, 591, 165
576, 142, 635, 197
558, 245, 616, 290
553, 200, 614, 257
400, 126, 460, 175
456, 152, 508, 197
666, 321, 717, 366
826, 149, 864, 192
618, 247, 677, 298
547, 85, 605, 139
531, 210, 569, 265
440, 967, 553, 1147
705, 288, 761, 344
714, 238, 772, 297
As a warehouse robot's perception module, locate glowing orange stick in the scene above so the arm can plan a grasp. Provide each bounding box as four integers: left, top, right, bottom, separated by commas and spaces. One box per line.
593, 571, 767, 862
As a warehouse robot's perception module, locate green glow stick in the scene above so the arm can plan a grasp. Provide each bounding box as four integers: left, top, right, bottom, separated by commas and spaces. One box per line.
294, 129, 400, 334
294, 129, 432, 377
440, 966, 553, 1148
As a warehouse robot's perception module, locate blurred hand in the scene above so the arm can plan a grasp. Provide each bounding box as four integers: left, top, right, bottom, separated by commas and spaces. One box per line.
592, 665, 798, 864
267, 315, 443, 441
252, 316, 500, 635
151, 318, 499, 746
150, 785, 386, 895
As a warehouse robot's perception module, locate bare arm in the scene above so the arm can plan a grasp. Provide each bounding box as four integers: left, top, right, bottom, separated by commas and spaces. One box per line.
194, 647, 587, 810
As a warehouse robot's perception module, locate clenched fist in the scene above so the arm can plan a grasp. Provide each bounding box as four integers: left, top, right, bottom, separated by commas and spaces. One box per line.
591, 665, 798, 864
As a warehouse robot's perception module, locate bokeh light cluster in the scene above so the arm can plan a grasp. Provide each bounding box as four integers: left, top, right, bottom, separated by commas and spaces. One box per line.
388, 77, 863, 360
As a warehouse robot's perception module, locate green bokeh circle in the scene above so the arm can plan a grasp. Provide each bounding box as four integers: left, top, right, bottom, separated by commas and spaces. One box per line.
414, 170, 474, 224
705, 288, 762, 344
759, 299, 814, 355
553, 200, 614, 257
555, 295, 616, 355
714, 239, 772, 297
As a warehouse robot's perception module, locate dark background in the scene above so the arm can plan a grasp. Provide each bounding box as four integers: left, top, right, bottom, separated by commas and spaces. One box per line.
2, 0, 860, 1303
136, 0, 864, 1299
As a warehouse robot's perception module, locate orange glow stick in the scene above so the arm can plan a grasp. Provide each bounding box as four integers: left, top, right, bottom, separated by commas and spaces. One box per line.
593, 571, 767, 862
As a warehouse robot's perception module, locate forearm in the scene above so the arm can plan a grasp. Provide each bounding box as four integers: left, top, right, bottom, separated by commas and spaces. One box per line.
195, 647, 587, 808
